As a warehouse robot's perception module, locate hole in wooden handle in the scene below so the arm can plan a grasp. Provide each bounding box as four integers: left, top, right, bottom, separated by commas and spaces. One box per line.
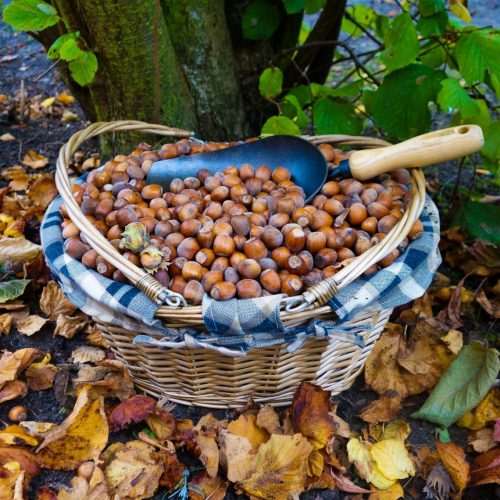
458, 126, 469, 134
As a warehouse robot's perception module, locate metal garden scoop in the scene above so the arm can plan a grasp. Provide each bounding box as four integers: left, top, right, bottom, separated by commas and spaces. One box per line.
147, 125, 484, 202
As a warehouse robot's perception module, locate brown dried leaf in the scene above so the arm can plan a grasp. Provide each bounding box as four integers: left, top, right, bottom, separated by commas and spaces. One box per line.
422, 463, 454, 500
110, 395, 157, 430
368, 482, 404, 499
468, 427, 496, 453
145, 410, 176, 441
0, 380, 28, 403
189, 472, 228, 500
22, 150, 48, 169
218, 429, 256, 482
54, 314, 88, 339
19, 421, 56, 439
36, 386, 109, 470
240, 433, 313, 499
27, 176, 57, 210
414, 445, 439, 480
440, 329, 463, 355
16, 315, 47, 336
57, 464, 109, 500
103, 440, 163, 499
436, 441, 470, 496
85, 327, 110, 349
0, 348, 40, 386
0, 462, 24, 500
0, 446, 39, 481
457, 388, 500, 430
0, 313, 12, 335
0, 237, 40, 264
476, 289, 500, 318
70, 346, 106, 364
256, 405, 281, 434
330, 469, 371, 493
194, 414, 223, 478
291, 382, 335, 449
360, 392, 402, 424
226, 413, 269, 449
158, 451, 184, 492
40, 282, 76, 320
25, 363, 57, 391
469, 447, 500, 487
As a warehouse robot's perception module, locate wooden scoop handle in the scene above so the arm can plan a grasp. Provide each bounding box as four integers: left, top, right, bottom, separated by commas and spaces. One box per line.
348, 125, 484, 180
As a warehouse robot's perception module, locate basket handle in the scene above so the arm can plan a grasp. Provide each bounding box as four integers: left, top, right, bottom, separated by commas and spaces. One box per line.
55, 120, 194, 306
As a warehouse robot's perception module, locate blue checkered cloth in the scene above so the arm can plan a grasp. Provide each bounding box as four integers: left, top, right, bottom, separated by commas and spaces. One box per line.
41, 188, 441, 356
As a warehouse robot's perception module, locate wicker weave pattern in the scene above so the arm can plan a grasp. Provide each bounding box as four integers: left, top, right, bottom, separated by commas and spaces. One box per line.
55, 121, 427, 407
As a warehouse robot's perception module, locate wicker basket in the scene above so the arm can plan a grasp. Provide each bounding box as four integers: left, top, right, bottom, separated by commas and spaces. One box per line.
55, 121, 427, 408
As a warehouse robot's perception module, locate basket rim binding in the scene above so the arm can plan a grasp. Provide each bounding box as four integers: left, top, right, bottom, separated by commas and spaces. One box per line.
55, 120, 426, 321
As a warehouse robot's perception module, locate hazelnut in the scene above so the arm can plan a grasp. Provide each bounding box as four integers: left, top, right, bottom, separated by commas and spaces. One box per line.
184, 280, 204, 305
236, 279, 262, 299
210, 281, 236, 301
281, 275, 303, 296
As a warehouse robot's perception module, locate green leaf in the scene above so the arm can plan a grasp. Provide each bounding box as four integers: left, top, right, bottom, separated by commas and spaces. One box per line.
419, 0, 445, 17
381, 13, 419, 72
261, 115, 301, 135
313, 98, 363, 135
310, 83, 334, 98
282, 95, 308, 128
452, 200, 500, 243
3, 0, 59, 31
454, 30, 500, 85
329, 80, 364, 98
59, 38, 83, 62
374, 14, 390, 39
437, 427, 451, 443
420, 43, 447, 68
304, 0, 325, 14
0, 279, 30, 303
412, 342, 500, 427
283, 0, 304, 14
342, 5, 377, 38
287, 85, 312, 107
242, 0, 281, 40
482, 121, 500, 161
437, 78, 480, 118
259, 67, 283, 99
68, 50, 98, 86
417, 11, 449, 36
48, 33, 78, 60
367, 64, 445, 139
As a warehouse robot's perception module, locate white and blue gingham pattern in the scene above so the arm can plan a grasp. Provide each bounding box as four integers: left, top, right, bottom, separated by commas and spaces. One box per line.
41, 189, 441, 356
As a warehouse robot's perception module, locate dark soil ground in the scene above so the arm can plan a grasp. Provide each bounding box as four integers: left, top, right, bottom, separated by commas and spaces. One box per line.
0, 5, 498, 500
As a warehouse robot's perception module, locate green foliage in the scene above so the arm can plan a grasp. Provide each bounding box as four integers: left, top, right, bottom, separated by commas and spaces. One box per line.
3, 3, 97, 87
412, 342, 500, 427
3, 0, 58, 31
283, 0, 304, 14
259, 68, 283, 100
451, 201, 500, 243
437, 78, 480, 118
313, 98, 362, 135
0, 279, 30, 303
381, 13, 419, 71
242, 0, 281, 40
261, 116, 300, 135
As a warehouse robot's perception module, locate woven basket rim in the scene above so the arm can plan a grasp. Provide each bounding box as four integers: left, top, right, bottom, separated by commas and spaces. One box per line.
55, 120, 426, 322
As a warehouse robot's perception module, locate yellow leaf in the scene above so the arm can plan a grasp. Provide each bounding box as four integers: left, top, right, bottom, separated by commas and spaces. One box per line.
36, 386, 109, 470
40, 97, 55, 108
370, 420, 412, 443
19, 422, 56, 439
58, 464, 109, 499
360, 393, 402, 424
457, 388, 500, 430
0, 348, 40, 386
56, 92, 75, 106
0, 237, 41, 264
194, 414, 224, 478
450, 2, 472, 22
103, 441, 163, 500
369, 482, 404, 499
4, 219, 24, 238
227, 413, 269, 449
0, 426, 39, 447
370, 439, 415, 481
22, 150, 49, 169
436, 441, 470, 496
306, 448, 324, 478
441, 330, 463, 355
218, 430, 256, 482
347, 438, 395, 490
240, 434, 313, 500
0, 461, 24, 500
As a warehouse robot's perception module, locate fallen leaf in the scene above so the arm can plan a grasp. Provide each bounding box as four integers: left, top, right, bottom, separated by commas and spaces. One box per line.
3, 218, 24, 238
0, 348, 40, 386
54, 314, 88, 339
25, 362, 57, 391
16, 315, 47, 336
57, 463, 109, 499
240, 433, 313, 499
291, 381, 335, 449
40, 97, 55, 108
0, 462, 24, 500
22, 150, 48, 169
256, 405, 281, 434
218, 430, 256, 482
145, 410, 176, 441
19, 422, 56, 439
476, 289, 500, 318
0, 447, 39, 480
368, 482, 404, 499
0, 380, 28, 403
0, 280, 30, 304
423, 463, 454, 500
370, 439, 415, 482
468, 427, 496, 453
436, 441, 470, 496
194, 414, 223, 478
469, 447, 500, 487
305, 462, 335, 490
71, 346, 106, 364
360, 392, 402, 424
414, 445, 439, 479
330, 469, 371, 493
457, 388, 500, 430
0, 133, 15, 141
57, 93, 75, 106
440, 329, 463, 355
494, 419, 500, 441
109, 395, 157, 430
412, 342, 500, 427
103, 440, 163, 499
0, 166, 30, 191
226, 413, 269, 449
158, 451, 184, 492
0, 313, 12, 335
0, 425, 39, 447
36, 386, 109, 470
0, 237, 40, 264
61, 110, 79, 123
40, 281, 76, 320
189, 471, 228, 500
28, 176, 58, 210
369, 420, 411, 443
38, 486, 58, 499
85, 327, 110, 349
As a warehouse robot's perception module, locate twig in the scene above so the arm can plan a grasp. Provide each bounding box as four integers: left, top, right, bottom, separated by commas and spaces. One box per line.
343, 11, 383, 47
19, 79, 25, 124
33, 59, 60, 82
153, 0, 161, 124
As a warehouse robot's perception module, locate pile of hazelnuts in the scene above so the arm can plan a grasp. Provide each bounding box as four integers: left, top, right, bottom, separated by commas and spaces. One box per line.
60, 139, 423, 305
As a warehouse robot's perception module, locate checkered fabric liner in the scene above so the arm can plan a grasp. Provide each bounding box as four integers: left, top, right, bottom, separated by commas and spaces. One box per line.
41, 185, 441, 356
